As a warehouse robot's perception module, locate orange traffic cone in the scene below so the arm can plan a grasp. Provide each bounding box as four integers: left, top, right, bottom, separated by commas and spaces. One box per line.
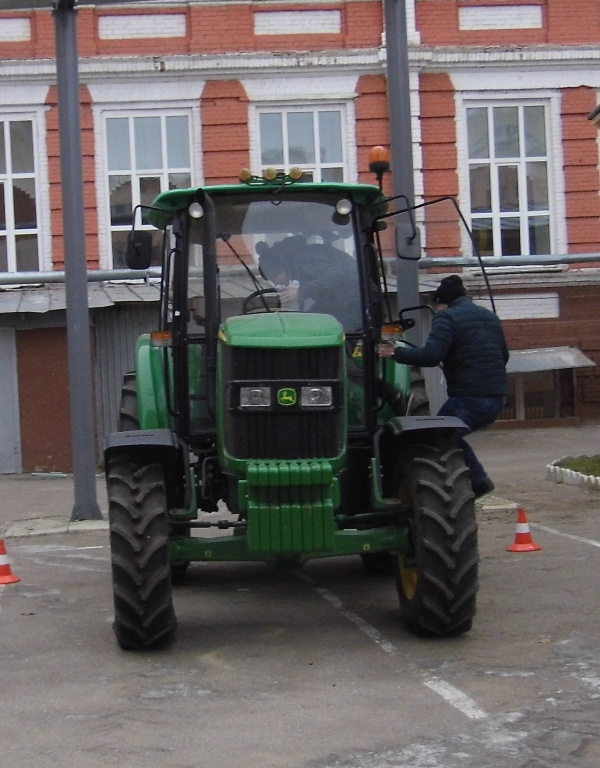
0, 538, 20, 584
507, 508, 542, 553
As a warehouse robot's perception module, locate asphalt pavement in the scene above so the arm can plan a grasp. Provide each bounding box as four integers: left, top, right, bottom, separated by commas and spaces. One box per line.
2, 420, 600, 768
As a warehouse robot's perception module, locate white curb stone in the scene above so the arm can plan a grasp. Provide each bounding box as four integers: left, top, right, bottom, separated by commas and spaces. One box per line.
546, 458, 600, 492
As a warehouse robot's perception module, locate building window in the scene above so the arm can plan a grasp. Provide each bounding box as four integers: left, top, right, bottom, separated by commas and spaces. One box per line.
0, 119, 39, 273
257, 107, 346, 182
466, 103, 552, 257
105, 113, 192, 267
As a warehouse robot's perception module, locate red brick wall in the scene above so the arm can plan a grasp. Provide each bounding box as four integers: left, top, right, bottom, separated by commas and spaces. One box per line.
355, 75, 391, 190
45, 85, 99, 271
1, 2, 384, 60
546, 0, 600, 44
201, 81, 250, 186
419, 72, 462, 259
418, 0, 544, 46
561, 87, 600, 257
345, 1, 384, 48
417, 0, 600, 47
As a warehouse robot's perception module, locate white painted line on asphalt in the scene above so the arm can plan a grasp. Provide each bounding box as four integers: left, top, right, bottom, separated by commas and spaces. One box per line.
299, 574, 489, 720
11, 543, 109, 573
424, 678, 488, 720
531, 523, 600, 549
16, 544, 106, 554
313, 584, 399, 655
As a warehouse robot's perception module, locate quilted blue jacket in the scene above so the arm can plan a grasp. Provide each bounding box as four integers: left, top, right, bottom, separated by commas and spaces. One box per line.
392, 296, 510, 397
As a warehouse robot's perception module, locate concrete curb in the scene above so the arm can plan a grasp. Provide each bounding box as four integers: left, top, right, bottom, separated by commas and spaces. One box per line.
2, 516, 108, 539
546, 458, 600, 492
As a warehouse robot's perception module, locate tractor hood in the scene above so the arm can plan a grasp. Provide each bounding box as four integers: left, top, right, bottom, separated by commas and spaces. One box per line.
219, 312, 344, 349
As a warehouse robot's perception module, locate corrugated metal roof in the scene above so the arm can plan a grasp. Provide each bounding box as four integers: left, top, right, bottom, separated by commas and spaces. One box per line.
507, 347, 596, 374
0, 282, 161, 314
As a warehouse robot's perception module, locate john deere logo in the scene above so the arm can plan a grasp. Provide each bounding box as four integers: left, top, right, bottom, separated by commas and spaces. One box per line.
277, 388, 297, 406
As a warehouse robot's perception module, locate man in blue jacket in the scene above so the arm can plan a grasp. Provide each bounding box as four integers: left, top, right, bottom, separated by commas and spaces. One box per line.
377, 275, 509, 499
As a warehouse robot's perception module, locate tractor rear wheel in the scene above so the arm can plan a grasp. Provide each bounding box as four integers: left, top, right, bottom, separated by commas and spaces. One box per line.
394, 439, 478, 636
107, 455, 176, 650
119, 372, 139, 431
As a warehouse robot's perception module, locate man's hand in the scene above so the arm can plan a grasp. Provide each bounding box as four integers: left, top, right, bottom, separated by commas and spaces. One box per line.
376, 340, 396, 359
279, 283, 299, 305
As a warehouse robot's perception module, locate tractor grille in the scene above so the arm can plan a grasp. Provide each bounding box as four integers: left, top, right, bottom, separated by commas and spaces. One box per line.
221, 346, 344, 460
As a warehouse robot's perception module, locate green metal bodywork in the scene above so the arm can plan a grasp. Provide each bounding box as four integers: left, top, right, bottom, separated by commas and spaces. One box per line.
124, 178, 416, 565
135, 335, 172, 430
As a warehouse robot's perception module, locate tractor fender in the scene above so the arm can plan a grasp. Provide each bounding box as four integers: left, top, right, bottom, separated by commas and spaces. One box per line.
104, 429, 186, 510
382, 415, 467, 438
104, 429, 182, 478
374, 416, 468, 499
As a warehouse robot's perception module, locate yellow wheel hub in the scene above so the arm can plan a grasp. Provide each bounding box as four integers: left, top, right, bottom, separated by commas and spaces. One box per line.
399, 558, 418, 600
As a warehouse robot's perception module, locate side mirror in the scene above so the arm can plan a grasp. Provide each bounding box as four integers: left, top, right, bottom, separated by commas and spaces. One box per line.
126, 230, 153, 270
395, 220, 421, 261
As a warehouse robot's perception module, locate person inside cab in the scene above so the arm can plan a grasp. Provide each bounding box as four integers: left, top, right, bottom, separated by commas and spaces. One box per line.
257, 235, 361, 330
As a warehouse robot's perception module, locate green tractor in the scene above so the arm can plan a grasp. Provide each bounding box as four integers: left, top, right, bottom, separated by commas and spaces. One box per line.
104, 168, 478, 650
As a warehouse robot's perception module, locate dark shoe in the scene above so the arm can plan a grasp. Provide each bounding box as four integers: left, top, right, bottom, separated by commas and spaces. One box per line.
472, 477, 494, 499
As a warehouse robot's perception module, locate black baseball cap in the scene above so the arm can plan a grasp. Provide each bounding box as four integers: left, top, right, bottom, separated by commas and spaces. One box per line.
432, 275, 466, 305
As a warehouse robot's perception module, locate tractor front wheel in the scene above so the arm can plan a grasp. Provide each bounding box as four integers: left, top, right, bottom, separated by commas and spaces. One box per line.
107, 455, 176, 650
394, 439, 478, 636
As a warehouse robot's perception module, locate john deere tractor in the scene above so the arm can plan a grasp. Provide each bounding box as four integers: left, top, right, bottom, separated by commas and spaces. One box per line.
104, 167, 478, 650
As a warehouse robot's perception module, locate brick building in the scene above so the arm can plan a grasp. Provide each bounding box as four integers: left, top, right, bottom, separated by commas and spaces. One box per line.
0, 0, 599, 472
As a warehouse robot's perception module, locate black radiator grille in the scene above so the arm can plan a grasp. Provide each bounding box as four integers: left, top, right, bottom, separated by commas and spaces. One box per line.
221, 346, 344, 460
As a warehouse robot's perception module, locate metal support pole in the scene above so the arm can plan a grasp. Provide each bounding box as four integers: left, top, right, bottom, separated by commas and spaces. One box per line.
54, 0, 102, 520
384, 0, 422, 343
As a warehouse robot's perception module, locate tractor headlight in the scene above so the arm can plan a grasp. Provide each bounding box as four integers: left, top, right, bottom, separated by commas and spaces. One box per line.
234, 382, 338, 411
300, 386, 333, 408
240, 386, 271, 408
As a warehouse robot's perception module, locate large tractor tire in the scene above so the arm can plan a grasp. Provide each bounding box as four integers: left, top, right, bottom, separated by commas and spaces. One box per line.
394, 439, 478, 636
407, 367, 430, 416
107, 455, 177, 650
119, 372, 139, 431
116, 373, 191, 581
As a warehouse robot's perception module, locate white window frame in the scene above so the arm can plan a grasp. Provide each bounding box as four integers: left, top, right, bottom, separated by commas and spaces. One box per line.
90, 82, 203, 270
244, 76, 359, 184
0, 100, 50, 274
104, 110, 194, 233
457, 91, 566, 262
254, 104, 350, 183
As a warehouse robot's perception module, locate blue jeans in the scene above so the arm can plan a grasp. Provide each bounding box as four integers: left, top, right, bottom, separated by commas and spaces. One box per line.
437, 396, 505, 484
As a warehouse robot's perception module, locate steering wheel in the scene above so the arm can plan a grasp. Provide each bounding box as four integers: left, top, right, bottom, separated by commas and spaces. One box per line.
242, 287, 282, 314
